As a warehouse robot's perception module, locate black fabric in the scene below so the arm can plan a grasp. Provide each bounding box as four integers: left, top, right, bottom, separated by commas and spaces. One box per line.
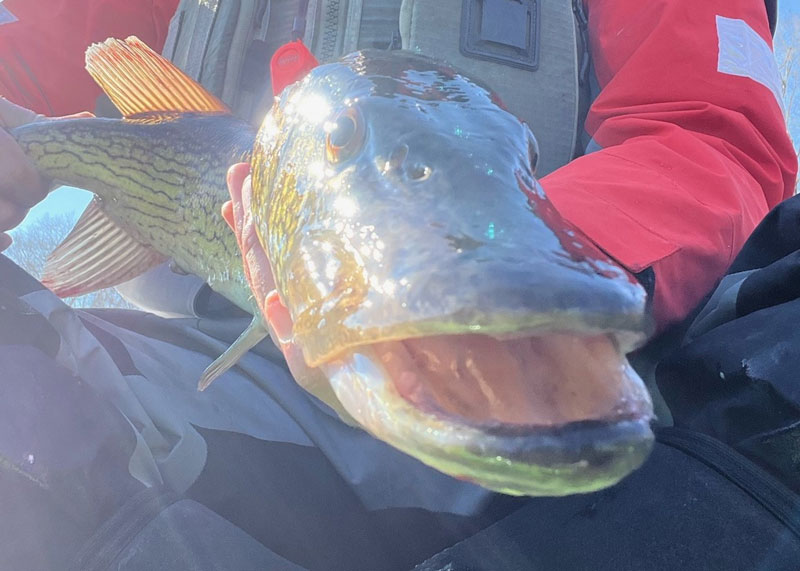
0, 253, 47, 296
0, 254, 61, 356
0, 258, 302, 570
657, 194, 800, 492
0, 257, 524, 570
79, 315, 143, 376
727, 192, 800, 274
0, 286, 61, 357
767, 0, 778, 36
104, 499, 306, 571
188, 427, 525, 571
0, 344, 144, 570
415, 430, 800, 571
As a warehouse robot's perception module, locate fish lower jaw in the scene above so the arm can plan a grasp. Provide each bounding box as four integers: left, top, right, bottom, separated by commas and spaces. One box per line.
320, 332, 654, 496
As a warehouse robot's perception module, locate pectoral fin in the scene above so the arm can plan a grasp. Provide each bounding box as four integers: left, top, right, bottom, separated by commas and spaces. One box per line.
198, 316, 269, 391
42, 199, 166, 297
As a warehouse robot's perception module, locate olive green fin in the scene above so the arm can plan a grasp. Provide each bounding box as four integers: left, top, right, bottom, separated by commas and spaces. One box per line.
84, 36, 231, 117
198, 317, 269, 391
42, 199, 166, 298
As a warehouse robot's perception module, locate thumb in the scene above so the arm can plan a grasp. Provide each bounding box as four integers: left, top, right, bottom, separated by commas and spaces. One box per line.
0, 97, 43, 129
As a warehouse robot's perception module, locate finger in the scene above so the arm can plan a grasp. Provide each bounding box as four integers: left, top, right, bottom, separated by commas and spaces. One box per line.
240, 172, 253, 217
45, 111, 95, 124
56, 111, 94, 120
265, 290, 293, 345
0, 97, 43, 129
242, 229, 276, 308
0, 128, 48, 207
226, 163, 250, 204
226, 163, 250, 237
238, 173, 268, 273
221, 200, 235, 232
0, 197, 29, 233
0, 232, 11, 252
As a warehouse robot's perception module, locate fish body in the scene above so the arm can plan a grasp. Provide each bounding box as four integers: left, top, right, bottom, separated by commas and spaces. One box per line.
14, 37, 655, 496
14, 112, 256, 312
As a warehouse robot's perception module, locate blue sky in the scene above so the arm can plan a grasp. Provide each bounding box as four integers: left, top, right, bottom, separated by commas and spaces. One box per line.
25, 185, 92, 225
17, 2, 800, 229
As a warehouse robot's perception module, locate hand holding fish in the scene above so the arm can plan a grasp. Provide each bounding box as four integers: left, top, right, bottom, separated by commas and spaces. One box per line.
221, 163, 275, 319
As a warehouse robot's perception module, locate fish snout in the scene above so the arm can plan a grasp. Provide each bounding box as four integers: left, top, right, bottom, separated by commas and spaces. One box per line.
396, 250, 648, 341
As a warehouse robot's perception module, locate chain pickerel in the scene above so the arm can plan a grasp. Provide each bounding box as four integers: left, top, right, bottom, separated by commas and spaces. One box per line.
13, 37, 655, 496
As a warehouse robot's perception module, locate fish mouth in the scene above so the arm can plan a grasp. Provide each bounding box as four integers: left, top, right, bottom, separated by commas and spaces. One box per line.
320, 330, 654, 496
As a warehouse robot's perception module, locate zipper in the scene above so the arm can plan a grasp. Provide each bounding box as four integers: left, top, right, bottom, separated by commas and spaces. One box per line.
320, 0, 341, 61
656, 427, 800, 539
571, 0, 590, 87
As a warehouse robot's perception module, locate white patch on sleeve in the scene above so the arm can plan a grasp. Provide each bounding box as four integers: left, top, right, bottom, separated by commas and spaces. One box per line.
716, 15, 785, 115
0, 5, 18, 26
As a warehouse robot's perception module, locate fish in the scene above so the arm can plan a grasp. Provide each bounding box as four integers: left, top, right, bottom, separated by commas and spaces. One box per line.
13, 38, 268, 385
13, 37, 655, 497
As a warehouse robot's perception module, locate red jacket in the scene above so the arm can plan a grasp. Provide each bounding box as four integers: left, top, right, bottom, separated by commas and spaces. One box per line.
0, 0, 178, 116
0, 0, 796, 328
543, 0, 797, 328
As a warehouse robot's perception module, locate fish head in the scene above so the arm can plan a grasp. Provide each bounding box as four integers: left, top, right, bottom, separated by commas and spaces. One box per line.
251, 50, 654, 496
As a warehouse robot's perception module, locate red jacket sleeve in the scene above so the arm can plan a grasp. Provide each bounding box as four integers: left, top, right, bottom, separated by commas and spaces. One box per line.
541, 0, 798, 329
0, 0, 179, 116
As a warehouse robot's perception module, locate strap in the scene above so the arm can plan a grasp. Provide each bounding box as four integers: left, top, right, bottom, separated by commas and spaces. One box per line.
656, 427, 800, 539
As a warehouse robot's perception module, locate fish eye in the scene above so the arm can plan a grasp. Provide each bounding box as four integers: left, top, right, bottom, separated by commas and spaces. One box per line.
326, 107, 365, 163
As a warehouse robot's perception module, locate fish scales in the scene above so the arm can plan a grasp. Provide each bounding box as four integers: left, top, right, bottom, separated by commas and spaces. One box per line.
15, 113, 257, 312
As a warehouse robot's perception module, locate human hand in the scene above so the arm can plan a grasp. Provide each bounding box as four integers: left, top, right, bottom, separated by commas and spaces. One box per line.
221, 163, 277, 318
0, 97, 48, 250
0, 97, 93, 251
223, 163, 350, 414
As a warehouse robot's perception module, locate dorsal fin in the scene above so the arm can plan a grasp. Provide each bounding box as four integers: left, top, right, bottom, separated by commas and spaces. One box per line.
42, 200, 167, 298
85, 36, 230, 117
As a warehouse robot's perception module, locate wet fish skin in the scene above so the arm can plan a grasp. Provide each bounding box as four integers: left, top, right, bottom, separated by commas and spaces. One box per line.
251, 50, 654, 496
253, 50, 649, 364
14, 112, 257, 312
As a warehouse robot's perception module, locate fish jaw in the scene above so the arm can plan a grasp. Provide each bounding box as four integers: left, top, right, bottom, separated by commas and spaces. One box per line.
319, 331, 654, 496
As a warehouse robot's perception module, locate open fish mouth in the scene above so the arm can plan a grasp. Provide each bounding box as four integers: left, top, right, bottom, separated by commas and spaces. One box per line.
320, 330, 654, 496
